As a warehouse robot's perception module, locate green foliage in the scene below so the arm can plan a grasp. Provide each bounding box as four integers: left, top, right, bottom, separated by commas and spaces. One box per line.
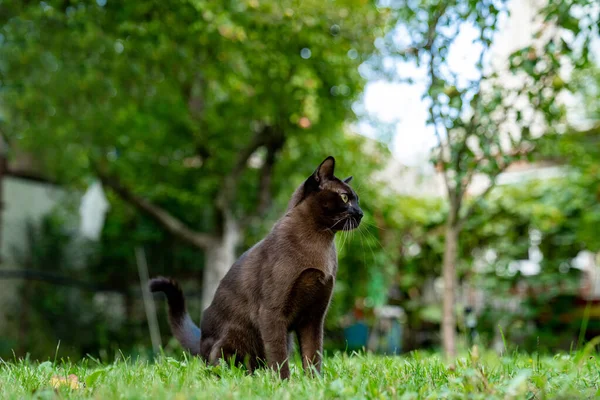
5, 215, 103, 360
574, 67, 600, 123
461, 175, 600, 349
92, 191, 205, 287
1, 351, 600, 398
536, 66, 600, 252
0, 0, 388, 212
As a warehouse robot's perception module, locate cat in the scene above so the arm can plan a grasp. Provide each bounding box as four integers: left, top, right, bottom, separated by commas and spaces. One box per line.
150, 156, 363, 379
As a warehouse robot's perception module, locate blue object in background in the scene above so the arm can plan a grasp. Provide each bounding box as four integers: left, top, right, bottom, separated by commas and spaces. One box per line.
344, 322, 369, 351
385, 320, 402, 355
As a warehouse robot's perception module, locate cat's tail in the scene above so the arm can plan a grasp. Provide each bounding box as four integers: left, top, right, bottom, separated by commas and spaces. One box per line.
149, 277, 201, 355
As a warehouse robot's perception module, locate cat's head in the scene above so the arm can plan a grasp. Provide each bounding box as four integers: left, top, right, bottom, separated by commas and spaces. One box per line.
291, 156, 363, 232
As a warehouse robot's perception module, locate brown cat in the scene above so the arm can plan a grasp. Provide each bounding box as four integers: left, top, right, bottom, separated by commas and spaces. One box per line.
150, 156, 363, 378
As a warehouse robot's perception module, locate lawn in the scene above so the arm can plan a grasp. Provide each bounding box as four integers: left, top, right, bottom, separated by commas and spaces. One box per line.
1, 348, 599, 399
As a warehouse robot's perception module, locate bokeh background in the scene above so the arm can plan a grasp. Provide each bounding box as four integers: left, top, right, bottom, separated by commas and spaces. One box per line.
0, 0, 598, 361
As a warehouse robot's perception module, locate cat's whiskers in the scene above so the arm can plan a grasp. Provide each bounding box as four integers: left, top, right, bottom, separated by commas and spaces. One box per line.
351, 217, 358, 243
360, 220, 387, 231
335, 223, 343, 252
343, 219, 351, 253
323, 215, 346, 232
338, 219, 350, 254
356, 217, 368, 270
356, 221, 377, 262
360, 223, 389, 258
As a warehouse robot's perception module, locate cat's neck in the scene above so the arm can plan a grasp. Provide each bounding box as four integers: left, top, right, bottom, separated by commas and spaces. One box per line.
280, 203, 336, 245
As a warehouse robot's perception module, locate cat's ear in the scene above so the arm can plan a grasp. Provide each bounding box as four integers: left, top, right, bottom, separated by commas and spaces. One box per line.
303, 156, 335, 197
314, 156, 335, 183
343, 176, 353, 184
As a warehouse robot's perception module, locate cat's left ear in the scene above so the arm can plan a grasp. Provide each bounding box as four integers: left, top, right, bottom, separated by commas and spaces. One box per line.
314, 156, 335, 183
343, 176, 353, 184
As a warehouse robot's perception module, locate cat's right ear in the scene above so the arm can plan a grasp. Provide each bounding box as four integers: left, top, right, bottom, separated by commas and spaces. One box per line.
314, 156, 335, 183
303, 156, 335, 196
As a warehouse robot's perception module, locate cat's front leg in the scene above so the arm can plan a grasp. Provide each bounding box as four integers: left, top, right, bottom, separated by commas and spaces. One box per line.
297, 319, 324, 375
259, 309, 290, 379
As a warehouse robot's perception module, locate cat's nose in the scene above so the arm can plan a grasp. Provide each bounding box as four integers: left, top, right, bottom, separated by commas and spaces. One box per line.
354, 208, 364, 221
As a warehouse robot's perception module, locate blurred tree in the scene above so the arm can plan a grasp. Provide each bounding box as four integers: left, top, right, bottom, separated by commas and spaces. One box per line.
547, 66, 600, 252
462, 170, 600, 350
376, 0, 598, 357
0, 0, 391, 309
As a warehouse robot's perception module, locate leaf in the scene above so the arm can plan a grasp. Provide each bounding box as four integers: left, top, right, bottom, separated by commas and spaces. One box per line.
37, 361, 53, 374
85, 369, 108, 387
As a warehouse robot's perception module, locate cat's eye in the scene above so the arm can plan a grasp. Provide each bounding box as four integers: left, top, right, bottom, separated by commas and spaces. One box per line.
340, 193, 348, 203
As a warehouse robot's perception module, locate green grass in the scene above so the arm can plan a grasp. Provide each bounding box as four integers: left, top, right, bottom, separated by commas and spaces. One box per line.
1, 349, 599, 399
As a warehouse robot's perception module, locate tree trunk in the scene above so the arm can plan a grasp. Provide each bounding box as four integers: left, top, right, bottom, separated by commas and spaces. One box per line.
0, 150, 4, 263
201, 215, 240, 311
441, 222, 459, 359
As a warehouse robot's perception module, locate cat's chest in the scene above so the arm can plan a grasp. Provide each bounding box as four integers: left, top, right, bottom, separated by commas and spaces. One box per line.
325, 247, 338, 276
299, 245, 337, 276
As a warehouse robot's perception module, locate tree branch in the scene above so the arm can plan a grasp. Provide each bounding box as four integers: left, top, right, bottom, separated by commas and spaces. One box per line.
457, 146, 535, 229
217, 125, 282, 212
426, 3, 452, 200
391, 44, 428, 58
95, 168, 216, 249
